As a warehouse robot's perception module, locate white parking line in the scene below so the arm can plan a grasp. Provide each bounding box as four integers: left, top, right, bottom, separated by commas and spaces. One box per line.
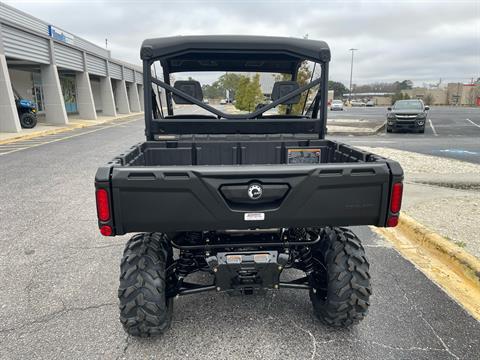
428, 119, 438, 136
0, 117, 141, 156
466, 118, 480, 128
349, 140, 394, 144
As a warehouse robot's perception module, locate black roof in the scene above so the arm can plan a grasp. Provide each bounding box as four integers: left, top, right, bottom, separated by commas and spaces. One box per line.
140, 35, 330, 73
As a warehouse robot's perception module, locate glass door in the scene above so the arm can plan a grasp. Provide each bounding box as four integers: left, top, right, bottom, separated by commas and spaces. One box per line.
60, 74, 78, 113
32, 72, 45, 112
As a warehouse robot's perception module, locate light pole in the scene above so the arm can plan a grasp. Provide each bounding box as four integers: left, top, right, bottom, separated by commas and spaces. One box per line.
348, 48, 358, 104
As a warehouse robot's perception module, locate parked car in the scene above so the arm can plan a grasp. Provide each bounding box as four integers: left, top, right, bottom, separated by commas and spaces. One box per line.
330, 99, 344, 111
203, 99, 209, 104
95, 35, 404, 337
366, 100, 375, 107
220, 99, 227, 104
386, 99, 429, 133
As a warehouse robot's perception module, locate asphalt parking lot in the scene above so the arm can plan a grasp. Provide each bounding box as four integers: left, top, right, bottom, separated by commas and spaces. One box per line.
1, 115, 479, 359
329, 106, 480, 163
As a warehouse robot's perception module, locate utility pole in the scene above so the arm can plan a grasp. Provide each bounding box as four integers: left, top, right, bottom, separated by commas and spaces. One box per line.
348, 48, 358, 104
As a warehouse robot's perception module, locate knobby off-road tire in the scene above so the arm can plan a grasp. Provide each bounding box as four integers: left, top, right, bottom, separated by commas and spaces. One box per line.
19, 113, 37, 129
118, 233, 173, 337
310, 227, 371, 327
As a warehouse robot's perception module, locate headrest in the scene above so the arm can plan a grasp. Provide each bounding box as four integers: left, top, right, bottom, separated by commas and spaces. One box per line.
173, 80, 203, 104
271, 81, 301, 105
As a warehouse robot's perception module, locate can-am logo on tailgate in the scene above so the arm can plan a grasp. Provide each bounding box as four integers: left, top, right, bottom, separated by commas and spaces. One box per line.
247, 184, 263, 200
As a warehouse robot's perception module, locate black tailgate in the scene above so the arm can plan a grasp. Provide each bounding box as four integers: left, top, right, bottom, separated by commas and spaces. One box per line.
110, 163, 391, 234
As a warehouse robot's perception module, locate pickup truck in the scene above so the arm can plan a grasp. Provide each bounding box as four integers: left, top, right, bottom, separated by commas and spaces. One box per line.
386, 99, 429, 133
95, 36, 404, 337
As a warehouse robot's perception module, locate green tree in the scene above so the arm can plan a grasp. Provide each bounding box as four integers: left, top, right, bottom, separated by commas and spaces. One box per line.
293, 62, 313, 114
234, 74, 264, 111
202, 82, 223, 99
328, 81, 349, 99
394, 80, 414, 91
390, 91, 411, 104
235, 75, 250, 110
275, 62, 313, 115
218, 73, 243, 100
246, 73, 264, 111
200, 73, 244, 100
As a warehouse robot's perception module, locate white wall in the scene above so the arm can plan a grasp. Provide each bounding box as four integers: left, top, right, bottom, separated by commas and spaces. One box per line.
90, 77, 102, 111
0, 54, 21, 132
112, 78, 130, 114
8, 69, 34, 102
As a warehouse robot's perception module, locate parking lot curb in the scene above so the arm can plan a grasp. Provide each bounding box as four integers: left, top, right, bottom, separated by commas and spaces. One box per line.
327, 121, 386, 136
374, 121, 387, 134
0, 126, 77, 145
374, 212, 480, 320
0, 113, 144, 145
396, 213, 480, 284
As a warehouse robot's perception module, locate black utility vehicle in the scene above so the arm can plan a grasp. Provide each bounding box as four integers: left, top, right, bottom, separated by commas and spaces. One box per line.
13, 88, 37, 129
386, 99, 429, 133
95, 36, 404, 337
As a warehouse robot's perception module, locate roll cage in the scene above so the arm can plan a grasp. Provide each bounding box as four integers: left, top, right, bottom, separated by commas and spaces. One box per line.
141, 35, 331, 140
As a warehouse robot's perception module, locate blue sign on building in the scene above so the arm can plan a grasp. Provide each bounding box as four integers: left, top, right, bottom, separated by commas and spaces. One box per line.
48, 25, 74, 45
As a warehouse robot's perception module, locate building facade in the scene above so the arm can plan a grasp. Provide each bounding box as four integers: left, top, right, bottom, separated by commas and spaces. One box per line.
445, 83, 480, 106
0, 3, 144, 133
403, 83, 480, 106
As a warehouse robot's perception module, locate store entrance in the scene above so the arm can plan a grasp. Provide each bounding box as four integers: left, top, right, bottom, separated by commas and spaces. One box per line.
59, 73, 78, 113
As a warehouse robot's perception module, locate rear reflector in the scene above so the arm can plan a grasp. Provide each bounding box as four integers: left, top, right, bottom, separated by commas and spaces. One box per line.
96, 188, 110, 221
387, 216, 399, 227
390, 182, 403, 213
100, 225, 113, 236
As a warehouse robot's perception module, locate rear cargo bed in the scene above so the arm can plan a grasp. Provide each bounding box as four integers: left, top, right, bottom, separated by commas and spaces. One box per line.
116, 138, 378, 166
96, 138, 403, 234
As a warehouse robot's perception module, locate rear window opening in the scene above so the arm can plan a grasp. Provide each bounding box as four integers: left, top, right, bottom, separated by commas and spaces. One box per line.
150, 63, 322, 121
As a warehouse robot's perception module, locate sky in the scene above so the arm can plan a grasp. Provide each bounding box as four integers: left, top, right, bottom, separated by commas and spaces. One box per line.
3, 0, 480, 86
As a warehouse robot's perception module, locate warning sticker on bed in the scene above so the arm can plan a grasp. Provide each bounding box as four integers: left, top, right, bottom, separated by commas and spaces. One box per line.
244, 212, 265, 221
287, 148, 321, 164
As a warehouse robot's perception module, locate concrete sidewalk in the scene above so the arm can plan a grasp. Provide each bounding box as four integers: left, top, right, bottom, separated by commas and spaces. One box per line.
360, 146, 480, 259
0, 112, 143, 145
327, 119, 385, 135
221, 104, 386, 135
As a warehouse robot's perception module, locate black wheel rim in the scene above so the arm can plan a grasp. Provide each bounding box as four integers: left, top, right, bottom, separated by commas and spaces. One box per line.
21, 114, 35, 127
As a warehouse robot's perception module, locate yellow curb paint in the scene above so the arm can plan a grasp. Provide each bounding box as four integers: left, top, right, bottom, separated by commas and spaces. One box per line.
0, 126, 79, 145
0, 117, 141, 156
372, 212, 480, 321
0, 113, 144, 146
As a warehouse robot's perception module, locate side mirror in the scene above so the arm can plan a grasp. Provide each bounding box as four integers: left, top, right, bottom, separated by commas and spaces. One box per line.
387, 107, 392, 111
425, 106, 430, 111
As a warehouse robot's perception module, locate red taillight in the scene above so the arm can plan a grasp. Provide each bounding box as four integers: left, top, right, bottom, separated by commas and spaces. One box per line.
100, 225, 112, 236
390, 182, 403, 213
387, 216, 399, 227
96, 188, 110, 221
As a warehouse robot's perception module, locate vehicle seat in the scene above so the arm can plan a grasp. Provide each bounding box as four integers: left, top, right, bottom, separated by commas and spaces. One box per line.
172, 80, 203, 104
256, 81, 304, 119
168, 80, 216, 119
271, 81, 300, 104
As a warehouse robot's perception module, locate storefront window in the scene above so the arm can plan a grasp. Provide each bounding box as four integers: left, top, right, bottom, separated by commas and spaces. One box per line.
32, 72, 45, 112
60, 74, 78, 113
